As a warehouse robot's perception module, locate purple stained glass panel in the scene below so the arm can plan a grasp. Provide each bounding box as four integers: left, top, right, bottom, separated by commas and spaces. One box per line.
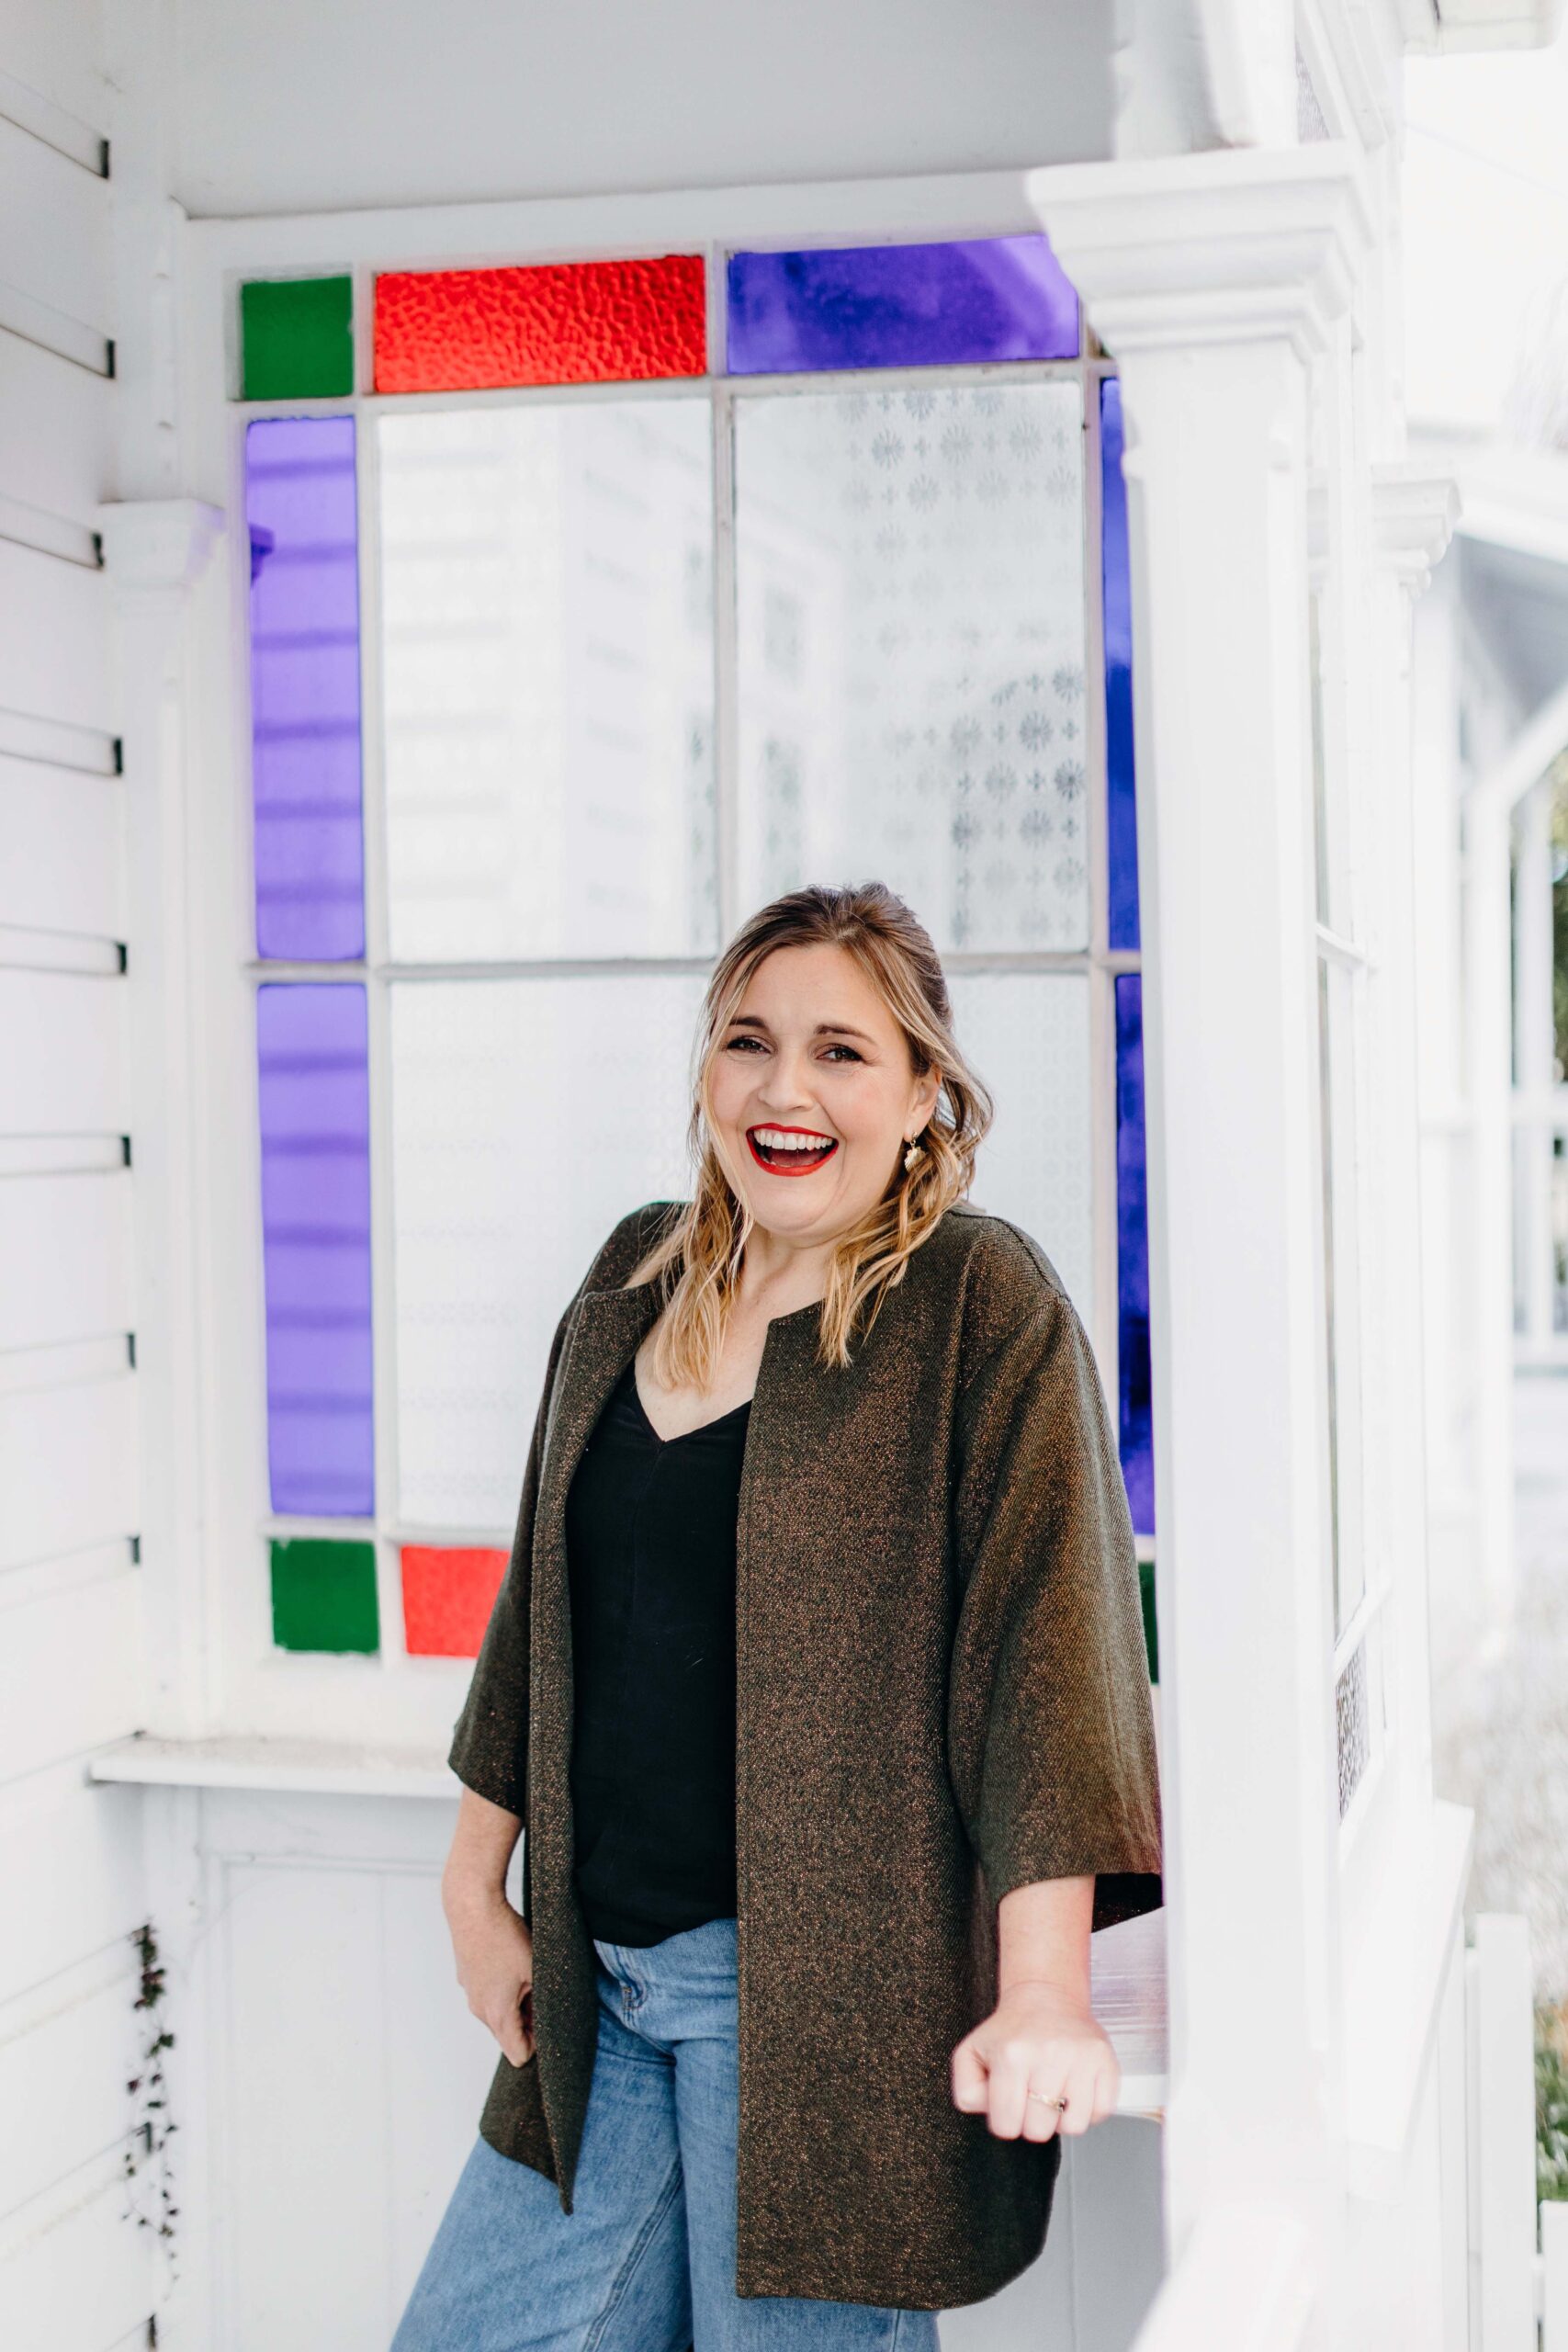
1115, 973, 1154, 1536
726, 235, 1079, 375
257, 982, 374, 1516
246, 415, 366, 961
1101, 379, 1140, 952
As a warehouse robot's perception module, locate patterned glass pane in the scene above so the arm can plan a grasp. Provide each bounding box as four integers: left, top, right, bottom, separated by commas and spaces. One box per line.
241, 276, 352, 401
390, 974, 705, 1528
401, 1544, 507, 1657
246, 416, 366, 961
726, 237, 1078, 374
1115, 975, 1154, 1535
378, 401, 716, 961
1336, 1637, 1370, 1817
257, 982, 374, 1516
947, 973, 1092, 1327
270, 1536, 378, 1654
735, 381, 1088, 954
1100, 379, 1140, 952
374, 256, 705, 393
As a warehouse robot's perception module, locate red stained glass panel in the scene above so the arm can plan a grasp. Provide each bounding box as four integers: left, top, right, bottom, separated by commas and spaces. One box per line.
374, 256, 706, 392
401, 1544, 507, 1657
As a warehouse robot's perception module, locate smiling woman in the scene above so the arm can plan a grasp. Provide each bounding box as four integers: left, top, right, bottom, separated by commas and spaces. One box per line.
396, 880, 1164, 2347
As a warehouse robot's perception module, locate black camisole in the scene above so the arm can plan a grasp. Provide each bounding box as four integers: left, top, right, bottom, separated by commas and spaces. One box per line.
563, 1356, 751, 1947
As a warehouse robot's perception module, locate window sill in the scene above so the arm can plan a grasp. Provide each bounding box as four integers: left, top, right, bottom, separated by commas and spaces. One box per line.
87, 1731, 1170, 2118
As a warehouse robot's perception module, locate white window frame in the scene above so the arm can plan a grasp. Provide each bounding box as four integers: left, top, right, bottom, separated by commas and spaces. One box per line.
178, 174, 1146, 1749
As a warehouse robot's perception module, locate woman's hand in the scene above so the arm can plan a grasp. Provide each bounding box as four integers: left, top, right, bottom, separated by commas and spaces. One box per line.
444, 1877, 536, 2066
950, 1979, 1120, 2140
443, 1789, 534, 2066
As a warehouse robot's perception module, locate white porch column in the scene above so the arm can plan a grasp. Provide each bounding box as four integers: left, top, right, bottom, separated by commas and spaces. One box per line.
95, 497, 227, 1740
1515, 775, 1557, 1358
1028, 147, 1371, 2285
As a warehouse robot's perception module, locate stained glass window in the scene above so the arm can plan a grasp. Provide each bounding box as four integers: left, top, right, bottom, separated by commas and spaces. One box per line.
1115, 975, 1154, 1536
270, 1537, 379, 1654
734, 380, 1088, 954
401, 1546, 508, 1658
240, 276, 353, 401
727, 237, 1078, 374
378, 399, 715, 961
1100, 379, 1140, 953
246, 417, 366, 962
256, 982, 374, 1518
374, 256, 705, 392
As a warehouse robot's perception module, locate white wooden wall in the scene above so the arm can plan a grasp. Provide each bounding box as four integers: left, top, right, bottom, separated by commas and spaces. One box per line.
0, 9, 157, 2348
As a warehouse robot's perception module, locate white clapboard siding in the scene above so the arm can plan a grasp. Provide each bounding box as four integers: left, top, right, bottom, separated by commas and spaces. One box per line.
0, 1171, 132, 1347
0, 1565, 146, 1780
0, 1375, 138, 1573
0, 539, 108, 733
0, 1951, 139, 2223
0, 756, 124, 939
0, 115, 107, 343
0, 1775, 145, 2007
0, 2150, 151, 2352
0, 334, 110, 527
0, 13, 107, 149
0, 970, 127, 1136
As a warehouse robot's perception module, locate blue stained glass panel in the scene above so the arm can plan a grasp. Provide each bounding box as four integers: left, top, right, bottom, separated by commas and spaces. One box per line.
246, 415, 366, 961
1100, 379, 1139, 951
257, 982, 374, 1516
726, 236, 1079, 375
1115, 972, 1154, 1536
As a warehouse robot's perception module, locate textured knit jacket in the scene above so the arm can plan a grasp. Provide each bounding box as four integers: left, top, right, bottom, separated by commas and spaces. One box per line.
447, 1194, 1164, 2312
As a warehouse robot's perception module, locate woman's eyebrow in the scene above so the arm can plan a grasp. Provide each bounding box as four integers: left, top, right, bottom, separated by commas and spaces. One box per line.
728, 1015, 877, 1045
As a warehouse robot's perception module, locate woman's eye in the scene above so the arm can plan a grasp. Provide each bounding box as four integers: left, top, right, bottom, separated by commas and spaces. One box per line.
724, 1035, 763, 1053
823, 1045, 863, 1063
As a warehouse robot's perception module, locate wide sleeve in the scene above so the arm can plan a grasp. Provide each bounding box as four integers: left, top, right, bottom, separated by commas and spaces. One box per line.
445, 1295, 578, 1816
945, 1274, 1164, 1934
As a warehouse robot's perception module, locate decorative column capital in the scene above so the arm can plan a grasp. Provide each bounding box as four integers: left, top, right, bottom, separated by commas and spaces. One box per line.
1369, 462, 1461, 597
1025, 142, 1373, 365
94, 497, 226, 594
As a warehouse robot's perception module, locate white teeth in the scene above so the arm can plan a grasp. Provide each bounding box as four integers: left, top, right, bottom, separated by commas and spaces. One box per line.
754, 1126, 835, 1152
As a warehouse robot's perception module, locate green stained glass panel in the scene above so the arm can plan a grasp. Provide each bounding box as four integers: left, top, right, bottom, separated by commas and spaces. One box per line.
242, 277, 354, 401
270, 1536, 378, 1653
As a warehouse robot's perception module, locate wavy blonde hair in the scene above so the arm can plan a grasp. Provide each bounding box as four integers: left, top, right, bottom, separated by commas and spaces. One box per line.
625, 882, 994, 1382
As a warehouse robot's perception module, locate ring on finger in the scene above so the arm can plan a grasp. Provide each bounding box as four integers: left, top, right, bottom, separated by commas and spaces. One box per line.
1026, 2091, 1069, 2110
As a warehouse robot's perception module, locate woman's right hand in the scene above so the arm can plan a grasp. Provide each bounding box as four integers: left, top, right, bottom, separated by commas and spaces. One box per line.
444, 1879, 536, 2066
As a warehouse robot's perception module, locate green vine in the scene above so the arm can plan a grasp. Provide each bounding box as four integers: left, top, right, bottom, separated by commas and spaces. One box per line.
123, 1919, 178, 2279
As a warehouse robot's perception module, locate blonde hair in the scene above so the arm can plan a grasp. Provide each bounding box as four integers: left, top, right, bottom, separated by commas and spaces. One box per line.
626, 882, 994, 1382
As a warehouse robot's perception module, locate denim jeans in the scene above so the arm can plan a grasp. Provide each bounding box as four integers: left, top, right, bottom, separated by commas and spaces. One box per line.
391, 1916, 940, 2350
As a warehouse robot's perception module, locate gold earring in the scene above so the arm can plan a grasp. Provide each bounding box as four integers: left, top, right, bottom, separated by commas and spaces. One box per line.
903, 1137, 924, 1174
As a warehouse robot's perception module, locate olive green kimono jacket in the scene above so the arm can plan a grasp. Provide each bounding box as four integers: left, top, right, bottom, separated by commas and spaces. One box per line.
447, 1195, 1164, 2311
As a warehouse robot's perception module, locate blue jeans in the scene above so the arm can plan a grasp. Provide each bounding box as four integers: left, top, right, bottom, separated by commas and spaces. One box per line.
391, 1917, 940, 2350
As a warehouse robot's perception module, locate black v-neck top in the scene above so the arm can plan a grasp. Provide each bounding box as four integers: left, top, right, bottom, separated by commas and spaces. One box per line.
564, 1355, 752, 1948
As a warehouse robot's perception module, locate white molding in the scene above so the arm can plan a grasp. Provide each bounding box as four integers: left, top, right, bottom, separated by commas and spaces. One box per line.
1370, 462, 1462, 595
88, 1730, 456, 1800
93, 497, 224, 594
1024, 143, 1374, 364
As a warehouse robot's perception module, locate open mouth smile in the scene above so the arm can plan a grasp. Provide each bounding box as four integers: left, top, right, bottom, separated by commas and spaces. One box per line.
746, 1125, 840, 1176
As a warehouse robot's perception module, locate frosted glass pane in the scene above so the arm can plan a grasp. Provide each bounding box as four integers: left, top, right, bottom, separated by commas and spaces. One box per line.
390, 974, 705, 1527
378, 401, 716, 962
947, 973, 1092, 1326
736, 381, 1088, 954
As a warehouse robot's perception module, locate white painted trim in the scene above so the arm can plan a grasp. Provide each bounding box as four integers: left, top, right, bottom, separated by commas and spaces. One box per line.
1119, 2198, 1315, 2352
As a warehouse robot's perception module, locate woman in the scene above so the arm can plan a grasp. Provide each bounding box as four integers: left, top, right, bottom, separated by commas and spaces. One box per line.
393, 882, 1163, 2350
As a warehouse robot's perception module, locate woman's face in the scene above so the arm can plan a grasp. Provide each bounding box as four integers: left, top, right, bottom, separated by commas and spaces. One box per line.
705, 943, 942, 1249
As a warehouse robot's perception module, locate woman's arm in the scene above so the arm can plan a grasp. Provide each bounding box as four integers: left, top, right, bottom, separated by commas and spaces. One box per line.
442, 1787, 536, 2067
950, 1873, 1119, 2140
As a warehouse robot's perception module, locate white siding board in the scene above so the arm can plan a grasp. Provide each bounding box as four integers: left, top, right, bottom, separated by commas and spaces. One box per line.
0, 537, 109, 731
0, 1779, 145, 2007
0, 334, 110, 526
0, 971, 127, 1136
0, 1964, 139, 2224
0, 2154, 152, 2352
0, 1374, 138, 1572
0, 6, 108, 135
0, 1566, 146, 1779
0, 1171, 133, 1348
0, 755, 124, 939
0, 115, 108, 338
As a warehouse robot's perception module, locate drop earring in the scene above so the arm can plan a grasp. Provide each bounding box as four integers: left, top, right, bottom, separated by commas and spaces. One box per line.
903, 1136, 924, 1174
